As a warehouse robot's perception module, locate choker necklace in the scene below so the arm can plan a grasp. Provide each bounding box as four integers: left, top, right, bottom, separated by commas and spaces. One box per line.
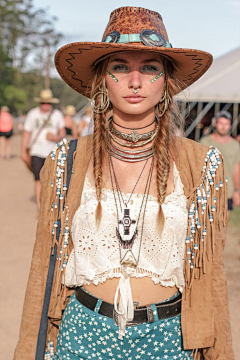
112, 116, 157, 130
109, 128, 157, 148
107, 116, 158, 162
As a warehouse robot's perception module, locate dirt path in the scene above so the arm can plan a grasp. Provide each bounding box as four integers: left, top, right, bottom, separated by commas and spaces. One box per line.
0, 135, 239, 359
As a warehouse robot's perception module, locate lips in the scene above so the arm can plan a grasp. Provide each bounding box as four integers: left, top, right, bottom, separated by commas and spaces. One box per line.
123, 95, 145, 103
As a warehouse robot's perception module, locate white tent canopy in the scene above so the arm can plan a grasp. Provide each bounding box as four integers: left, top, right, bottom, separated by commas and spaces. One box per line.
177, 47, 240, 103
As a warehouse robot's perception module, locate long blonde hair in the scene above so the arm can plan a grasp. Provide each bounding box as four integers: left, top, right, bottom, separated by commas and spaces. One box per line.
90, 54, 185, 227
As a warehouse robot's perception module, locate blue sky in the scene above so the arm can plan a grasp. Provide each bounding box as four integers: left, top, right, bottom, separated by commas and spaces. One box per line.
34, 0, 240, 75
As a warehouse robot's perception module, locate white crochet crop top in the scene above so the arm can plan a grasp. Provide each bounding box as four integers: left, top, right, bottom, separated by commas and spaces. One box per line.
64, 162, 188, 338
64, 162, 188, 290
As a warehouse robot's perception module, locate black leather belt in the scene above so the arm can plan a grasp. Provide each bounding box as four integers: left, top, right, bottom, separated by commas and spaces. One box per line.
75, 286, 181, 326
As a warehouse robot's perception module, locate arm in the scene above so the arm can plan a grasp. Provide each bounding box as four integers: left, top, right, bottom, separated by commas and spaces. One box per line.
203, 159, 234, 359
77, 119, 86, 136
72, 122, 78, 139
14, 156, 53, 359
46, 127, 66, 142
233, 162, 240, 206
21, 130, 31, 162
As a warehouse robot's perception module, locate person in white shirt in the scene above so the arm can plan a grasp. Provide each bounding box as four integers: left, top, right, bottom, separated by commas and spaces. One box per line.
21, 89, 66, 208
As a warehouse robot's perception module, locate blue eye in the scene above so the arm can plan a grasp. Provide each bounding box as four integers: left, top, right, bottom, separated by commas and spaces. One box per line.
112, 64, 129, 72
142, 65, 159, 72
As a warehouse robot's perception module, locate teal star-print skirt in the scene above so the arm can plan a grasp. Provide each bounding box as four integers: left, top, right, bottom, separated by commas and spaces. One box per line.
53, 290, 193, 360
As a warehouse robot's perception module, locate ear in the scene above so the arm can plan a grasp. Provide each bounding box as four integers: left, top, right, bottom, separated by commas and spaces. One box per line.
211, 117, 217, 127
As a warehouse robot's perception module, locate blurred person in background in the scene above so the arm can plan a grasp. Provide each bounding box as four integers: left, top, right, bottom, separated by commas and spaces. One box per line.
0, 106, 13, 159
77, 106, 94, 137
200, 110, 240, 217
21, 89, 66, 208
64, 105, 78, 139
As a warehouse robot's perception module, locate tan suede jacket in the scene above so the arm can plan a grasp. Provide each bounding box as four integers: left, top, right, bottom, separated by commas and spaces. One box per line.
14, 135, 234, 360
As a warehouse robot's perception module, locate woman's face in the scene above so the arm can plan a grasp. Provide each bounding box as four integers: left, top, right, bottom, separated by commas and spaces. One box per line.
105, 51, 165, 117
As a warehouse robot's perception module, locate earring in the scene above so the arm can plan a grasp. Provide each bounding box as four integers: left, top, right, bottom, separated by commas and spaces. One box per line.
91, 87, 110, 113
156, 96, 169, 117
159, 89, 166, 103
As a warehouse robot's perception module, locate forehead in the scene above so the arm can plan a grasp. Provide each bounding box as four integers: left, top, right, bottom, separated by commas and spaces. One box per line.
108, 50, 162, 62
217, 117, 231, 124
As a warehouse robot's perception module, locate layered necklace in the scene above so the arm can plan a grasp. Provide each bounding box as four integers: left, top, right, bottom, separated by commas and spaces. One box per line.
109, 155, 154, 271
107, 116, 158, 162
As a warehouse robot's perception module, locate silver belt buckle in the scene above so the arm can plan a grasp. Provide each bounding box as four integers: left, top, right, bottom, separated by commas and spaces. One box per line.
146, 305, 154, 323
113, 308, 119, 326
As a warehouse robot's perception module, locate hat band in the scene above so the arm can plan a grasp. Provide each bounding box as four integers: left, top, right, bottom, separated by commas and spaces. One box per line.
103, 29, 172, 48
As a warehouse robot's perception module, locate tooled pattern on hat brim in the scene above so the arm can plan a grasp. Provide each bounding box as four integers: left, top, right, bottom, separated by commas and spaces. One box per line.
55, 46, 212, 97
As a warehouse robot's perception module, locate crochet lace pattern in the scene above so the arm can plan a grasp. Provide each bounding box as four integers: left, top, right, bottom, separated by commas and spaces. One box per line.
64, 163, 188, 292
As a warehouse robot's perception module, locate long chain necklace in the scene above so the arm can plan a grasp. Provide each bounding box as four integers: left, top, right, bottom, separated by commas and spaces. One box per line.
109, 156, 148, 248
109, 155, 154, 270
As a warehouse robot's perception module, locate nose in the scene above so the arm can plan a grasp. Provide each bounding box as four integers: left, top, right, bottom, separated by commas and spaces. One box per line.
128, 71, 142, 90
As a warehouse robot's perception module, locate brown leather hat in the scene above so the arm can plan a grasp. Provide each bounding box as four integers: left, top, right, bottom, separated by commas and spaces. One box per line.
55, 6, 213, 98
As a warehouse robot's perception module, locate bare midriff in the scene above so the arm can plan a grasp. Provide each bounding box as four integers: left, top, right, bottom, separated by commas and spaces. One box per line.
83, 277, 178, 306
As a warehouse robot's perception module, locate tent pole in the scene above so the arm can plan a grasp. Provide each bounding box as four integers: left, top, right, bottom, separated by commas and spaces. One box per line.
214, 103, 220, 115
195, 102, 203, 141
231, 103, 239, 136
185, 102, 214, 138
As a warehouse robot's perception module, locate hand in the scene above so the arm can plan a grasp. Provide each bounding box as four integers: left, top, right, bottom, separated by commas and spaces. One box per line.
233, 190, 240, 207
46, 132, 56, 141
21, 151, 29, 163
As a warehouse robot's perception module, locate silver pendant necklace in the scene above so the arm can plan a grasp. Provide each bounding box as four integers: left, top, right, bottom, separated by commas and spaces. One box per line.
109, 156, 154, 270
109, 156, 148, 248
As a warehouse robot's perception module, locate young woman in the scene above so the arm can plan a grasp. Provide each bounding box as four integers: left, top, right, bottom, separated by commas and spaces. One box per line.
14, 7, 234, 360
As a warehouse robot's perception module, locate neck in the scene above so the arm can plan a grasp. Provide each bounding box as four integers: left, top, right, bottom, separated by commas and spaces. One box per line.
112, 108, 156, 133
212, 132, 231, 143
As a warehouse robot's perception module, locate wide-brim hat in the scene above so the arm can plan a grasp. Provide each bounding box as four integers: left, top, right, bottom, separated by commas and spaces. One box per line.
55, 6, 213, 98
64, 105, 76, 116
34, 89, 60, 104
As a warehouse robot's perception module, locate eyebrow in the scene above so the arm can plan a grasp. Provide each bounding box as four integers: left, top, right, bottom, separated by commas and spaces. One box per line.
109, 58, 161, 64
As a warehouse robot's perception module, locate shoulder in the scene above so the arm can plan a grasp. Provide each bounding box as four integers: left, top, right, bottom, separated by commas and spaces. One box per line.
199, 134, 212, 145
230, 137, 240, 149
52, 109, 64, 120
26, 106, 39, 118
173, 136, 209, 160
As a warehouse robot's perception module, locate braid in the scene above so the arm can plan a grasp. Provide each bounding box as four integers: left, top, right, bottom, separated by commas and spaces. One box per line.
154, 111, 170, 231
154, 56, 185, 232
90, 59, 110, 225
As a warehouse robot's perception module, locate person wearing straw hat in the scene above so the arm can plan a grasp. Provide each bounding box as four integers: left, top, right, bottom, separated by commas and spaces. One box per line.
0, 106, 13, 159
15, 7, 233, 360
64, 105, 78, 139
21, 89, 65, 208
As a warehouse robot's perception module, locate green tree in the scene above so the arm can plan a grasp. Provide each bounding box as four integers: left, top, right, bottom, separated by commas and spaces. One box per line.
0, 0, 64, 114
